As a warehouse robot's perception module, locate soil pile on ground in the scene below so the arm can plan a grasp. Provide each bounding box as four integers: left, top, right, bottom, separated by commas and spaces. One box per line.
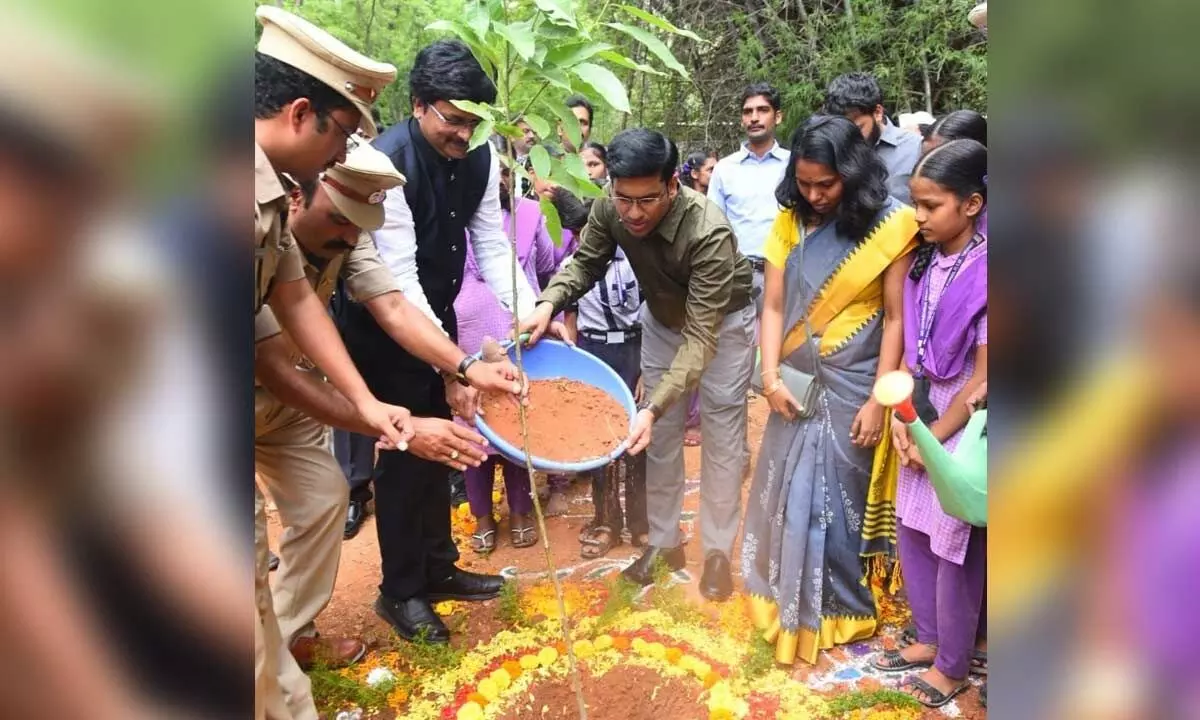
481, 378, 628, 462
495, 664, 705, 719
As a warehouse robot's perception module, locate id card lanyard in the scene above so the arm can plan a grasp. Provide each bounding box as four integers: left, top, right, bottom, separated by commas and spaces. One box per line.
914, 236, 980, 377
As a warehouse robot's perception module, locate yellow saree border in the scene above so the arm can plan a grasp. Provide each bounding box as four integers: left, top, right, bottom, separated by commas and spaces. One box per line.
779, 205, 919, 359
748, 593, 877, 665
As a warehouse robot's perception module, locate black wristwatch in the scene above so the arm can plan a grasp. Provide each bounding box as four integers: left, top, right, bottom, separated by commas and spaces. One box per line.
636, 399, 657, 419
453, 355, 478, 386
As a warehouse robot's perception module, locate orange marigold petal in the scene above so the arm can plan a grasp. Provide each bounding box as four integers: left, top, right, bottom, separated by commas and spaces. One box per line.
665, 647, 684, 664
502, 660, 523, 679
467, 692, 489, 707
703, 671, 722, 690
612, 636, 630, 651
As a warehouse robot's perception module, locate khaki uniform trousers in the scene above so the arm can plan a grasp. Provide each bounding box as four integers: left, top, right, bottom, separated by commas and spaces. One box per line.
254, 386, 349, 720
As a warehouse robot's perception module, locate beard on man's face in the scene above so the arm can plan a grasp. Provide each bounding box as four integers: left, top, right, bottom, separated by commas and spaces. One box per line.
867, 118, 882, 146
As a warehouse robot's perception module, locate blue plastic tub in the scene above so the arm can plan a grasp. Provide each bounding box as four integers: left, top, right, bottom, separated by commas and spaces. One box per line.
474, 339, 636, 473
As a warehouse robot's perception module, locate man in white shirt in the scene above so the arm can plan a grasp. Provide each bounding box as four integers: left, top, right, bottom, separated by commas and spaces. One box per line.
335, 39, 543, 645
707, 83, 791, 316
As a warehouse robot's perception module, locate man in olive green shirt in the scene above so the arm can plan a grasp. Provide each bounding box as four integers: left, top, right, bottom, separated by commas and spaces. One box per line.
521, 128, 756, 602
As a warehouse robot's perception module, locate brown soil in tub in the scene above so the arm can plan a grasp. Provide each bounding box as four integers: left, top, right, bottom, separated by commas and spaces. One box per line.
495, 664, 706, 720
480, 378, 628, 463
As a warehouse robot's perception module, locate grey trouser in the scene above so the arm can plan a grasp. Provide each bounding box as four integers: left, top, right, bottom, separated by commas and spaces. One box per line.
640, 303, 756, 558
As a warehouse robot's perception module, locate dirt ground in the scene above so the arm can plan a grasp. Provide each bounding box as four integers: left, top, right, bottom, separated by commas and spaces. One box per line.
265, 395, 985, 719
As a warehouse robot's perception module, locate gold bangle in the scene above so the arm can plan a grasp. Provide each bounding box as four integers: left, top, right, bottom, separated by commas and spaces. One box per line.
761, 367, 781, 379
762, 378, 784, 396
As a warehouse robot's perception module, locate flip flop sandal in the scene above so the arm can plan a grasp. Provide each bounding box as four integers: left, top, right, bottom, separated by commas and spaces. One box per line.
970, 649, 987, 676
872, 649, 935, 673
683, 429, 702, 447
511, 525, 538, 548
470, 529, 496, 554
904, 676, 970, 709
580, 526, 619, 559
631, 532, 650, 549
578, 520, 598, 543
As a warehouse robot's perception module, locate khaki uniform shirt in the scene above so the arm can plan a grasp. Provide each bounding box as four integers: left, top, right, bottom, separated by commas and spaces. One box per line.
540, 185, 754, 415
254, 230, 397, 401
254, 142, 306, 341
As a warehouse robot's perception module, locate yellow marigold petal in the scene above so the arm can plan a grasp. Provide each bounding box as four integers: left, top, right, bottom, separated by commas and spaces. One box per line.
572, 639, 595, 659
647, 642, 666, 661
457, 701, 485, 720
692, 661, 712, 680
537, 646, 559, 667
593, 634, 614, 651
477, 677, 500, 703
519, 654, 540, 670
489, 668, 512, 691
709, 710, 734, 720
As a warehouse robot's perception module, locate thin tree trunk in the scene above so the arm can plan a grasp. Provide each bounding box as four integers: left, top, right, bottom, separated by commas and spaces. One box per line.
922, 51, 933, 114
363, 0, 379, 55
844, 0, 857, 46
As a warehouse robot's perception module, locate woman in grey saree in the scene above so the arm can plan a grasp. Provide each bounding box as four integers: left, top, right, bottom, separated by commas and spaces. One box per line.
742, 116, 917, 665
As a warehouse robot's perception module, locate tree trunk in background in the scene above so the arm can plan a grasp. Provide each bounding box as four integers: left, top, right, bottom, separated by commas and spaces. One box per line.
922, 52, 933, 113
844, 0, 857, 47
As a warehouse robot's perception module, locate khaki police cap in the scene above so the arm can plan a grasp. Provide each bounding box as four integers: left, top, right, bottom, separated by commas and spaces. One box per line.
320, 143, 406, 231
256, 6, 396, 138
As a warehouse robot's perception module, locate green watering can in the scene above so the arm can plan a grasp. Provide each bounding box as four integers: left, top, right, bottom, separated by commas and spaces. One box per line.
873, 371, 987, 526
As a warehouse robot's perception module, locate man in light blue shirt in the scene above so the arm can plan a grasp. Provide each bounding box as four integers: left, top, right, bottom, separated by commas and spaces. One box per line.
707, 83, 791, 314
823, 72, 923, 205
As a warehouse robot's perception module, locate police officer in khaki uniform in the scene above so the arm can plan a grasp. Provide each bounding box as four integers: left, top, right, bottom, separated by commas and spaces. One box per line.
256, 144, 525, 677
253, 8, 415, 720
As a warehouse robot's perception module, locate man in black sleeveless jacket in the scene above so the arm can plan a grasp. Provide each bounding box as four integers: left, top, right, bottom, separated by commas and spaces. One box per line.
336, 40, 541, 643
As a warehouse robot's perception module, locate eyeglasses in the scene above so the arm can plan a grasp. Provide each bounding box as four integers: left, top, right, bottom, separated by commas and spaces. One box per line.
610, 186, 669, 212
329, 115, 360, 150
426, 102, 482, 132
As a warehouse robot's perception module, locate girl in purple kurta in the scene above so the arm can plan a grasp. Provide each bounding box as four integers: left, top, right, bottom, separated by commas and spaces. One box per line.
454, 172, 558, 553
872, 139, 988, 709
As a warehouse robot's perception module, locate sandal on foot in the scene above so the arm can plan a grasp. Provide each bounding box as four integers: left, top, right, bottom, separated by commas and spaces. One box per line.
904, 676, 970, 709
578, 520, 598, 543
684, 428, 702, 447
510, 517, 538, 548
631, 532, 650, 549
872, 648, 934, 673
970, 649, 987, 676
470, 529, 496, 553
580, 525, 619, 559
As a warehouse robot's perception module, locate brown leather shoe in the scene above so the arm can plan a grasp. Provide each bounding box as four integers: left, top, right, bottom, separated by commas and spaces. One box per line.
289, 635, 367, 670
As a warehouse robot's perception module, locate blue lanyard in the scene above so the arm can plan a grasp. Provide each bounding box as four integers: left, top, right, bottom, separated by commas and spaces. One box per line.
915, 237, 980, 374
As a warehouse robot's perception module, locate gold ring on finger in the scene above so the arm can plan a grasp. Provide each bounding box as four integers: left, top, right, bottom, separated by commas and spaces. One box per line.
450, 450, 460, 460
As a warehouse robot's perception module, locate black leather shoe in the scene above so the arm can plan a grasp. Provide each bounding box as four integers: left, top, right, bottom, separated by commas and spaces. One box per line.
620, 545, 685, 586
426, 568, 504, 602
344, 499, 368, 540
268, 551, 280, 572
374, 595, 449, 643
699, 551, 733, 601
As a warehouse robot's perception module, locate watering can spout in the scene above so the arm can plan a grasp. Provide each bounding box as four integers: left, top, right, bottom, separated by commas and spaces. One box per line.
873, 371, 988, 526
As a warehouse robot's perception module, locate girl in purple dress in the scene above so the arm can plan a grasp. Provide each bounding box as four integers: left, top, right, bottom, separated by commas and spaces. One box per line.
872, 139, 988, 708
454, 167, 558, 552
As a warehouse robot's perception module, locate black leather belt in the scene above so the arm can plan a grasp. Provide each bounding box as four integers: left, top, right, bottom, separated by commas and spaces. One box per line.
580, 327, 642, 344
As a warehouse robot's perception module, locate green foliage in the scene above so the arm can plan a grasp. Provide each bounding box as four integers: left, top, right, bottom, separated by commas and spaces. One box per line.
308, 663, 398, 712
594, 575, 641, 628
823, 688, 923, 716
497, 579, 530, 627
394, 629, 466, 673
739, 635, 778, 680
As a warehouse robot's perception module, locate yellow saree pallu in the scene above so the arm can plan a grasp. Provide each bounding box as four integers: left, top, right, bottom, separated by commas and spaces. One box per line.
744, 204, 916, 665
